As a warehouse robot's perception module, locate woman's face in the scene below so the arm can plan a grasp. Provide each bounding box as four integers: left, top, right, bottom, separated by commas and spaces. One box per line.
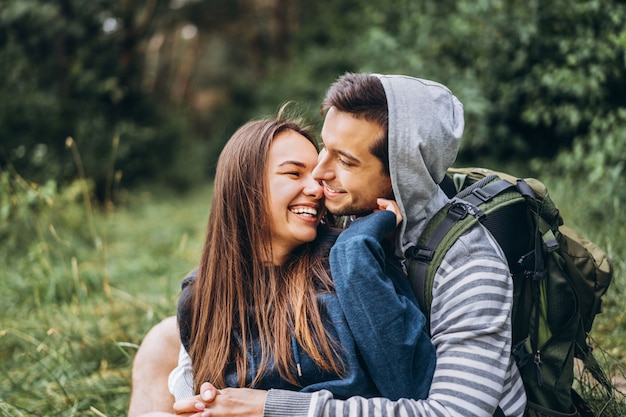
266, 129, 324, 264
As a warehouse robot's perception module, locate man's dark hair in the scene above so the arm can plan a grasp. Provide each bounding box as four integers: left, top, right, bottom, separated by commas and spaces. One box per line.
321, 73, 389, 175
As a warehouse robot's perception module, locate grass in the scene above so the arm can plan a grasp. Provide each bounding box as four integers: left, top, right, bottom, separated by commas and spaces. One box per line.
0, 168, 625, 416
0, 175, 210, 416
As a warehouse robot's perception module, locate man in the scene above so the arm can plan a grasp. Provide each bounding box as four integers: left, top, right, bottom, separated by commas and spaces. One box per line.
130, 73, 526, 417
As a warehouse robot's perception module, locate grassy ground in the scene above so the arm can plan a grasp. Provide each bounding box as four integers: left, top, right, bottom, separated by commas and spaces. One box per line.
0, 171, 625, 416
1, 180, 210, 416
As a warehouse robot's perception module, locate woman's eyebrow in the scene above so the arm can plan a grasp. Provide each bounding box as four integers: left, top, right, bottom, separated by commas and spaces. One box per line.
277, 160, 306, 168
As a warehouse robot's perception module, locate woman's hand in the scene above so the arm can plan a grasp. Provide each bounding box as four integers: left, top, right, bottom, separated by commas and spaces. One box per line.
376, 198, 402, 225
173, 383, 267, 417
172, 394, 208, 416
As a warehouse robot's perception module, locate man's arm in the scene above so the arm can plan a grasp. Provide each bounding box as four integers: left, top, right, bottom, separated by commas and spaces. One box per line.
128, 316, 180, 417
264, 228, 526, 417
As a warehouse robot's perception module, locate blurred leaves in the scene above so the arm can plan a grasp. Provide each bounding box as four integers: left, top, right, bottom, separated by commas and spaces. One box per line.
0, 0, 624, 202
0, 0, 188, 200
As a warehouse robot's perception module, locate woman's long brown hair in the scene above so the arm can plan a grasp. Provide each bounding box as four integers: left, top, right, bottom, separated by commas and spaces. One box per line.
188, 115, 343, 391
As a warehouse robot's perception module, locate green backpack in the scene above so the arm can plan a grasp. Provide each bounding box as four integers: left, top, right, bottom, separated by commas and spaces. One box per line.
407, 167, 614, 417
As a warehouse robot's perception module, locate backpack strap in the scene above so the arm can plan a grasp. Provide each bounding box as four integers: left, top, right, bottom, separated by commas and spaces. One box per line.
457, 175, 516, 206
407, 200, 485, 310
516, 179, 557, 281
408, 176, 518, 316
408, 177, 545, 321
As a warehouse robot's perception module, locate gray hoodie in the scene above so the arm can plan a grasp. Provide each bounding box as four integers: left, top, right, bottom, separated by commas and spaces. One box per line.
377, 74, 464, 258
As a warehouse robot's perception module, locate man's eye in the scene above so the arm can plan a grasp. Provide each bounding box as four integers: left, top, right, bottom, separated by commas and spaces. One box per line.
338, 158, 352, 167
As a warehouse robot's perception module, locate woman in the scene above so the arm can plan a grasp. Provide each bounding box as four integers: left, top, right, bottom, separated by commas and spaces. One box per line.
166, 113, 435, 411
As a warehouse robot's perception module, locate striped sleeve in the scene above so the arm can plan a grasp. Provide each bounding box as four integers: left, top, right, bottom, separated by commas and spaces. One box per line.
263, 226, 526, 417
426, 227, 520, 416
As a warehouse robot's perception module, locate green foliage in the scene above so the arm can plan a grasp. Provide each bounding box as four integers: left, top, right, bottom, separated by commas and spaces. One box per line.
0, 170, 102, 307
2, 0, 624, 205
473, 0, 626, 161
0, 0, 190, 199
552, 109, 626, 190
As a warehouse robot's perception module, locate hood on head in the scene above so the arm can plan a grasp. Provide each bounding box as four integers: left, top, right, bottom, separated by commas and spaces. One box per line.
376, 74, 464, 257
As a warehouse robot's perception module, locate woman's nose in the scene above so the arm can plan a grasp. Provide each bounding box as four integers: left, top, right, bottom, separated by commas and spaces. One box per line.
304, 176, 324, 199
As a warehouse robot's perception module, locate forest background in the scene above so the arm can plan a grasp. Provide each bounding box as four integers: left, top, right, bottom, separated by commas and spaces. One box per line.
1, 0, 626, 416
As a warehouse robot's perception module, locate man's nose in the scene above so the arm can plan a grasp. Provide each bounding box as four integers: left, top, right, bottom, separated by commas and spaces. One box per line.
313, 148, 331, 181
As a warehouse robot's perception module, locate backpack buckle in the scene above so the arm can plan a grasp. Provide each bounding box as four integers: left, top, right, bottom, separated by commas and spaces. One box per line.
448, 201, 469, 220
449, 200, 486, 222
471, 187, 492, 202
407, 245, 435, 262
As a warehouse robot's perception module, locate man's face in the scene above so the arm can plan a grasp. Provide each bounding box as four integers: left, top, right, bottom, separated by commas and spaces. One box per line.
313, 107, 394, 217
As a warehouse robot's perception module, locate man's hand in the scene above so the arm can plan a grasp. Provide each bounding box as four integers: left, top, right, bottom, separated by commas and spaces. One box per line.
173, 383, 267, 417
